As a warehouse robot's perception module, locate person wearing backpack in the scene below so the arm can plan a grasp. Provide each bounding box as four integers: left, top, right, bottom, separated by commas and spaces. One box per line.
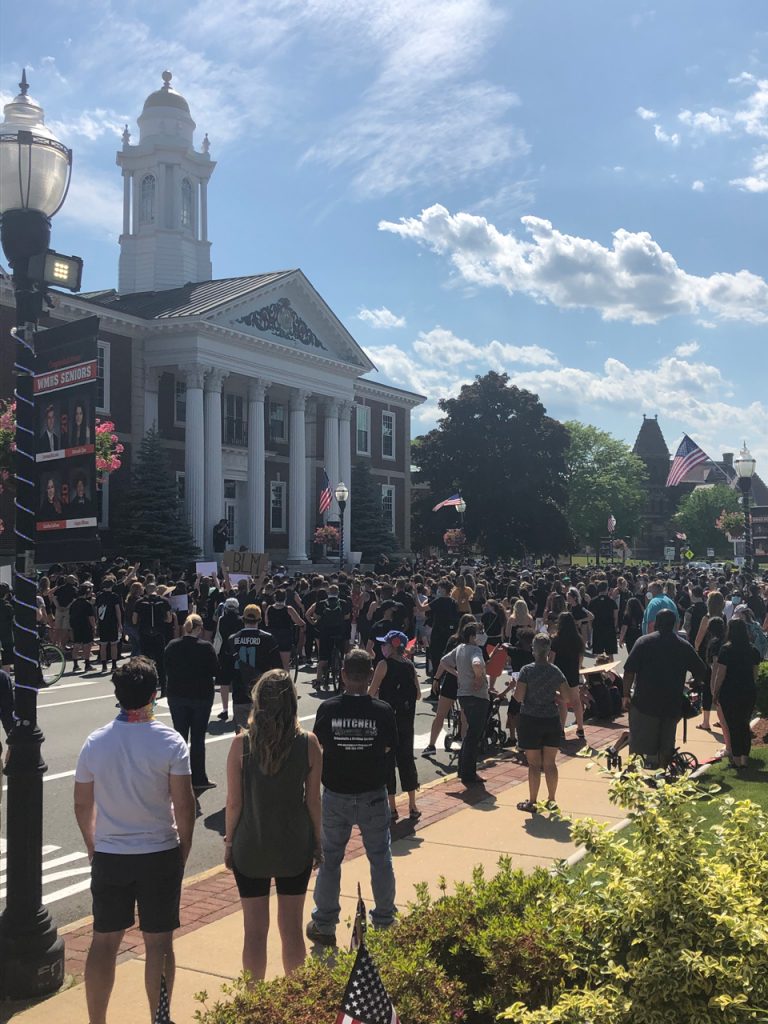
306, 585, 350, 689
369, 630, 421, 820
132, 582, 173, 697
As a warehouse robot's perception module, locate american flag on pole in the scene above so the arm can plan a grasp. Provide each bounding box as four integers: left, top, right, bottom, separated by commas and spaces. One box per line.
336, 943, 400, 1024
432, 493, 463, 512
319, 468, 333, 514
666, 434, 710, 487
607, 514, 616, 534
153, 974, 171, 1024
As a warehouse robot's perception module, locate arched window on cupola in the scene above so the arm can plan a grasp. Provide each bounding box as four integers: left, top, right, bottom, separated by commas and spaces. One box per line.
181, 178, 193, 230
139, 174, 156, 224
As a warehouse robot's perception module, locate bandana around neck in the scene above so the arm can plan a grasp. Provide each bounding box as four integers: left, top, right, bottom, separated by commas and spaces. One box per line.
116, 702, 155, 723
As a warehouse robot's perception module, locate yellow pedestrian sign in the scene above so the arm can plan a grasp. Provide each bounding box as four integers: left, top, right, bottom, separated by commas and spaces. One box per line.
683, 548, 694, 560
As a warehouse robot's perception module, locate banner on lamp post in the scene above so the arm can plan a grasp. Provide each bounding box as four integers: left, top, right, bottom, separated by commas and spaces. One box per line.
34, 317, 100, 565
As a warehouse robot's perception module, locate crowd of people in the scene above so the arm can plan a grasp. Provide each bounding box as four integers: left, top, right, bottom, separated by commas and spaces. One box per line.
2, 554, 766, 1022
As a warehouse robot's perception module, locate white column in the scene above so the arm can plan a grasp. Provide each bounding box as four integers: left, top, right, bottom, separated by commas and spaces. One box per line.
143, 366, 161, 433
183, 364, 206, 554
247, 379, 268, 553
305, 399, 317, 540
288, 390, 309, 562
200, 180, 209, 242
204, 368, 228, 558
323, 399, 340, 523
338, 401, 353, 560
122, 171, 131, 235
403, 406, 412, 553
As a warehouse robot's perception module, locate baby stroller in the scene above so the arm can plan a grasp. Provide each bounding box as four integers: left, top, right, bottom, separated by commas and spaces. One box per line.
444, 693, 507, 756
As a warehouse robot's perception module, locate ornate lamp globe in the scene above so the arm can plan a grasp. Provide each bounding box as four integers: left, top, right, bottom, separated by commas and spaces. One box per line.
0, 70, 72, 262
734, 444, 756, 480
456, 498, 467, 514
335, 482, 349, 505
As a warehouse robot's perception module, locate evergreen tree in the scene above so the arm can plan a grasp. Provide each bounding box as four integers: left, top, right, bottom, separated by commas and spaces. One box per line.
113, 429, 199, 568
350, 460, 398, 561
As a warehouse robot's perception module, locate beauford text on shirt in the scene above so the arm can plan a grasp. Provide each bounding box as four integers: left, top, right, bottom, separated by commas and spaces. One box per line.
329, 715, 379, 752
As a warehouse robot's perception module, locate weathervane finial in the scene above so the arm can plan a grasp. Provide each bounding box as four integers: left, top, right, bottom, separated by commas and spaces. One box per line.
19, 69, 29, 96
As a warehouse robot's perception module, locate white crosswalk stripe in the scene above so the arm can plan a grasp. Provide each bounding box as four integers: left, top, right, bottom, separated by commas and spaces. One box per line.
0, 842, 92, 905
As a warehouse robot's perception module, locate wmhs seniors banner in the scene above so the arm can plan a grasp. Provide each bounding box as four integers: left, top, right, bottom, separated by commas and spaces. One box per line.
34, 316, 101, 564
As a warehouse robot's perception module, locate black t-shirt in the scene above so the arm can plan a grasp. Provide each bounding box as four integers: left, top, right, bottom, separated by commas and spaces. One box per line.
95, 591, 121, 628
624, 631, 706, 718
313, 693, 398, 793
68, 597, 93, 631
507, 647, 535, 673
164, 635, 219, 701
54, 583, 76, 609
427, 597, 459, 639
378, 657, 418, 714
224, 627, 282, 703
716, 642, 760, 697
550, 635, 581, 687
315, 597, 350, 635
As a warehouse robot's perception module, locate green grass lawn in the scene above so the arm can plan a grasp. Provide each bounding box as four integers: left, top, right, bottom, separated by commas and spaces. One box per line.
690, 739, 768, 824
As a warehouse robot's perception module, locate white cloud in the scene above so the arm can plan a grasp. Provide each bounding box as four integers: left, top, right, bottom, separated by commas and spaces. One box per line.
410, 327, 559, 368
636, 106, 657, 120
357, 306, 406, 329
49, 109, 128, 143
678, 109, 731, 134
367, 330, 768, 465
57, 169, 123, 238
673, 340, 700, 357
696, 319, 717, 329
379, 204, 768, 324
691, 179, 705, 191
653, 124, 680, 146
730, 150, 768, 192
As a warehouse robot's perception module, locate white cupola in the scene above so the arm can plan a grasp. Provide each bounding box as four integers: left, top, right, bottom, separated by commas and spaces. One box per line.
116, 71, 216, 294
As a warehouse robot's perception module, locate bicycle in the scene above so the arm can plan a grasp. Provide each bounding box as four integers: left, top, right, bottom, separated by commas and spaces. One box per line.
288, 627, 301, 684
328, 641, 343, 693
39, 641, 66, 686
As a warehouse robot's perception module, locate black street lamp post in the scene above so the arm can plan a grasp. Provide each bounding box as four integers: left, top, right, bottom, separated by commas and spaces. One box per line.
734, 444, 756, 575
0, 72, 73, 999
335, 482, 349, 571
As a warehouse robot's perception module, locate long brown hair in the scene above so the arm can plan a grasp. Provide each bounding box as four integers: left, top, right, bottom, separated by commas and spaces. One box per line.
246, 669, 301, 775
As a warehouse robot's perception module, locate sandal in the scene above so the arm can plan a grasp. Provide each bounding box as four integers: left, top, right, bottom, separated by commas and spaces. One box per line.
576, 728, 585, 739
516, 800, 538, 814
696, 723, 711, 731
409, 808, 422, 821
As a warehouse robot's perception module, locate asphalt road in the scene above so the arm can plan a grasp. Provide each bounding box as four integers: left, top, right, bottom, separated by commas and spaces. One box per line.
0, 651, 459, 930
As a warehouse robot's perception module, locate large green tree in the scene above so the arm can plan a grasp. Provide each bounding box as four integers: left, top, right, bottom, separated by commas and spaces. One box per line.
564, 421, 648, 550
412, 372, 574, 558
113, 429, 199, 567
672, 483, 741, 558
350, 459, 398, 560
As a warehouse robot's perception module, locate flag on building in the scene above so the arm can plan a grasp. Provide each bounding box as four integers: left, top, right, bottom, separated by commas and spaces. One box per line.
666, 435, 710, 487
153, 975, 171, 1024
336, 942, 400, 1024
676, 532, 687, 541
319, 469, 333, 514
432, 493, 463, 512
607, 514, 616, 533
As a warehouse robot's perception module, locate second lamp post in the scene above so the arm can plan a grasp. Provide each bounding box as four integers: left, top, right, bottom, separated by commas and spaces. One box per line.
335, 481, 349, 570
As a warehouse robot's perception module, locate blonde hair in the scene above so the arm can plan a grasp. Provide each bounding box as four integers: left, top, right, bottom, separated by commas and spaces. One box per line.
247, 669, 300, 775
512, 599, 531, 624
243, 603, 262, 622
183, 613, 203, 635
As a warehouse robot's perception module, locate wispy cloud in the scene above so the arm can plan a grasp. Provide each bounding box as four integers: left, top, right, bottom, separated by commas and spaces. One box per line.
57, 169, 123, 238
357, 306, 406, 329
691, 179, 705, 191
653, 124, 680, 146
673, 340, 700, 357
379, 204, 768, 324
636, 106, 657, 120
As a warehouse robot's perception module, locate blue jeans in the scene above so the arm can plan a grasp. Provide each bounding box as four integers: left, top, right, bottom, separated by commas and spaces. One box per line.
168, 696, 213, 786
311, 787, 396, 933
124, 624, 141, 657
458, 695, 489, 782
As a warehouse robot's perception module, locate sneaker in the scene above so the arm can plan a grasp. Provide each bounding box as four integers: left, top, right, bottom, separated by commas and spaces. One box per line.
422, 744, 436, 756
306, 920, 336, 946
217, 711, 229, 721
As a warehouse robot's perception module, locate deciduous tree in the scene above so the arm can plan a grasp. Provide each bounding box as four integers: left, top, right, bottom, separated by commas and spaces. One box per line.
672, 483, 741, 558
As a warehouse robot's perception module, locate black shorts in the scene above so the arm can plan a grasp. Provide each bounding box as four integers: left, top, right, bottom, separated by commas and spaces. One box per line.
272, 630, 294, 653
91, 847, 183, 933
318, 633, 344, 662
517, 713, 563, 751
98, 624, 120, 644
233, 861, 313, 898
439, 674, 458, 700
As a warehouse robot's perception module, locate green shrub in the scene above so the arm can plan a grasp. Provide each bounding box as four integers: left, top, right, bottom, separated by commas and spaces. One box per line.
503, 772, 768, 1024
755, 661, 768, 717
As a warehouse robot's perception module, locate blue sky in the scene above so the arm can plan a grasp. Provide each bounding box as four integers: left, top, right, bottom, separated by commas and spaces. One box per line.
2, 1, 767, 470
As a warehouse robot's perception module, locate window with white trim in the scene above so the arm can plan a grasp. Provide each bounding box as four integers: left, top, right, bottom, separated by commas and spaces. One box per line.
381, 484, 395, 534
181, 178, 194, 230
97, 341, 110, 413
139, 174, 155, 224
174, 379, 187, 425
270, 403, 286, 442
356, 404, 370, 455
382, 411, 395, 459
97, 474, 109, 529
270, 480, 287, 533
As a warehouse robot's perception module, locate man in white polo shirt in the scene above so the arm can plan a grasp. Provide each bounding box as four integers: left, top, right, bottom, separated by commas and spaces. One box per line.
74, 656, 195, 1024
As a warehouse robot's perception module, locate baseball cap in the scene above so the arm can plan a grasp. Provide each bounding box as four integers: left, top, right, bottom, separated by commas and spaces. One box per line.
375, 629, 409, 648
224, 597, 240, 610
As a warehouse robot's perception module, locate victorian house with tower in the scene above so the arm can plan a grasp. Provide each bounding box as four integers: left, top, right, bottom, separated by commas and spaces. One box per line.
0, 72, 423, 562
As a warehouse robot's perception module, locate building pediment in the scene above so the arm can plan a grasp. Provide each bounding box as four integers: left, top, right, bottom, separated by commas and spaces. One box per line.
208, 271, 374, 373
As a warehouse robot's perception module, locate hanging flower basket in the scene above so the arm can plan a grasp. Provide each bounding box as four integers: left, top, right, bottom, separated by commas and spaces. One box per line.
314, 524, 340, 547
95, 419, 124, 479
715, 509, 744, 539
443, 527, 465, 552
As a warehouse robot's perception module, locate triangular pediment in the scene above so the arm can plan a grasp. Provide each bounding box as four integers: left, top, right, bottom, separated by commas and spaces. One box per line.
205, 271, 373, 372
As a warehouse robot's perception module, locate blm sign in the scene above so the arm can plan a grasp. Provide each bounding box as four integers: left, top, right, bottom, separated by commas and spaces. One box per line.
34, 316, 101, 564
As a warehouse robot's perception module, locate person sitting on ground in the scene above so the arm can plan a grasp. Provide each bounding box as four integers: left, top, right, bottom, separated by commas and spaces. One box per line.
514, 633, 568, 815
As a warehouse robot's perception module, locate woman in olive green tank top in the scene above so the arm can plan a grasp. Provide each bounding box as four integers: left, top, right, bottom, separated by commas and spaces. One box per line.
224, 669, 322, 980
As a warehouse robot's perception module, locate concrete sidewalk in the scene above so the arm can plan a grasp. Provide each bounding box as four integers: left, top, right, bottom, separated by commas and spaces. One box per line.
7, 717, 724, 1024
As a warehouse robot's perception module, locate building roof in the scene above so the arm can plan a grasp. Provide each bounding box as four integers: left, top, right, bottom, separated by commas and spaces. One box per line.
80, 272, 295, 320
141, 71, 190, 114
632, 415, 670, 459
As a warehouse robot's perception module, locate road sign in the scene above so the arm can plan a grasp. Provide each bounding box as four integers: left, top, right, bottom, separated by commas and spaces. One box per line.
707, 548, 715, 558
683, 548, 694, 560
664, 546, 676, 562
